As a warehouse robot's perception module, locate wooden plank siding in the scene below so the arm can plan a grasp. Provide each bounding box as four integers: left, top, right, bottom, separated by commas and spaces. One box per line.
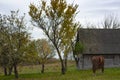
77, 29, 120, 69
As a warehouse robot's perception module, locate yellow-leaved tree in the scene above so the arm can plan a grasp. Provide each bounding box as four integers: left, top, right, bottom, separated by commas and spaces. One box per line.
29, 0, 79, 74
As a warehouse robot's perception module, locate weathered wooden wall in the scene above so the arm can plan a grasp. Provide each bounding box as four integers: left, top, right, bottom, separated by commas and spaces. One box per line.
78, 54, 120, 69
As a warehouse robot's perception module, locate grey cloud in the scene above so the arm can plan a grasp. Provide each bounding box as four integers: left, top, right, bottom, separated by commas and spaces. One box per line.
0, 0, 120, 38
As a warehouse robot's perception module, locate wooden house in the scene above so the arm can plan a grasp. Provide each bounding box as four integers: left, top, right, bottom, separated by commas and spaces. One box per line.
77, 29, 120, 69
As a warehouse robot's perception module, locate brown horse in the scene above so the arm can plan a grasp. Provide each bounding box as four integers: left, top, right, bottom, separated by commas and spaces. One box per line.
91, 55, 104, 75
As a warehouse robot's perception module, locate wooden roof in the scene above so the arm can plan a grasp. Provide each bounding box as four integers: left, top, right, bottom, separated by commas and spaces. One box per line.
77, 29, 120, 54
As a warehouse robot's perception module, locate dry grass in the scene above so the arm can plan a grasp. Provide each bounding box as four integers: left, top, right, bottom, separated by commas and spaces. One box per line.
0, 61, 120, 80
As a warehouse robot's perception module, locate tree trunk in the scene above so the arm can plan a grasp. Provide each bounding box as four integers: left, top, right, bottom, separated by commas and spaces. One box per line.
8, 65, 13, 75
56, 47, 65, 74
61, 61, 66, 74
13, 64, 18, 78
54, 44, 66, 74
73, 51, 79, 69
64, 56, 68, 72
3, 66, 7, 76
41, 64, 44, 73
74, 58, 79, 69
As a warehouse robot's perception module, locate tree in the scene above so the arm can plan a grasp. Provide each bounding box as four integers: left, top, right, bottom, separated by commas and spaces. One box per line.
71, 37, 84, 69
23, 40, 38, 64
0, 14, 12, 76
0, 11, 30, 78
74, 41, 84, 67
29, 0, 79, 74
102, 14, 120, 29
0, 44, 10, 76
35, 39, 55, 73
9, 11, 30, 78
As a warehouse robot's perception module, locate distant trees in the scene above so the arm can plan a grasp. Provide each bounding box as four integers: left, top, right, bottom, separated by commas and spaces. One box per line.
102, 14, 120, 29
29, 0, 79, 74
81, 14, 120, 29
35, 39, 55, 73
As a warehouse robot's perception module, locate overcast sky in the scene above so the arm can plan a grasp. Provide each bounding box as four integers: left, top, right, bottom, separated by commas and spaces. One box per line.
0, 0, 120, 39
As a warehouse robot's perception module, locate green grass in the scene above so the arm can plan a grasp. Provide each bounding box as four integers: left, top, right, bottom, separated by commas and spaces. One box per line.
0, 62, 120, 80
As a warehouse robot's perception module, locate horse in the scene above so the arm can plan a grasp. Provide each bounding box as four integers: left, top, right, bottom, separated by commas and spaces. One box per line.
91, 55, 104, 75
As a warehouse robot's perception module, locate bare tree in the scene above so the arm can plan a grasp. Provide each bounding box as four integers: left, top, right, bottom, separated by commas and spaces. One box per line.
102, 14, 120, 29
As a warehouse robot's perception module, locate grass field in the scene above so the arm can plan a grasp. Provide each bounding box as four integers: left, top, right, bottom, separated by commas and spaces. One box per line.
0, 61, 120, 80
